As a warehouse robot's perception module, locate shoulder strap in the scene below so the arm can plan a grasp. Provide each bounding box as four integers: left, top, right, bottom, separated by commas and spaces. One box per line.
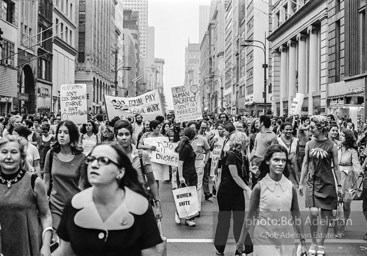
31, 173, 38, 191
47, 148, 54, 196
139, 152, 145, 172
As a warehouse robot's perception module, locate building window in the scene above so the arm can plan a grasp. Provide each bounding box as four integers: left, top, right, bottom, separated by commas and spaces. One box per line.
65, 27, 68, 43
360, 9, 366, 73
0, 40, 15, 66
60, 23, 64, 40
55, 18, 59, 35
1, 0, 15, 24
70, 30, 72, 46
247, 85, 253, 94
70, 3, 73, 21
335, 20, 341, 82
66, 0, 69, 16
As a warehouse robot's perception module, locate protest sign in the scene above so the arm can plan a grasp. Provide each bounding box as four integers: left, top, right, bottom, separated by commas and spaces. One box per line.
143, 137, 170, 180
289, 93, 305, 116
60, 84, 87, 124
171, 85, 202, 123
104, 90, 163, 121
210, 137, 225, 176
151, 139, 178, 167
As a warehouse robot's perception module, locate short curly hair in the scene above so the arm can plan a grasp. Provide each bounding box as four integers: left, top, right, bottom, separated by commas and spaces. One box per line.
311, 115, 329, 133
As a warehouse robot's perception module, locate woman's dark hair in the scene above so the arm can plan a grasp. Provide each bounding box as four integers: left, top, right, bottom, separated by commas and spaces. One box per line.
258, 144, 290, 180
341, 129, 357, 149
161, 122, 170, 136
224, 121, 236, 134
280, 122, 293, 132
90, 142, 148, 198
177, 127, 196, 153
187, 121, 199, 131
80, 120, 98, 135
218, 113, 229, 121
114, 120, 133, 136
250, 119, 260, 134
155, 115, 165, 124
14, 126, 32, 139
215, 121, 224, 129
149, 120, 160, 131
23, 119, 33, 129
52, 120, 83, 154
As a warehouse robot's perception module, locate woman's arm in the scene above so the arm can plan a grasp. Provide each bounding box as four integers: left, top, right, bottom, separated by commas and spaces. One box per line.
52, 239, 76, 256
290, 186, 307, 249
351, 148, 362, 175
332, 144, 341, 186
237, 184, 261, 252
298, 142, 310, 195
34, 177, 53, 256
228, 165, 251, 194
43, 149, 52, 194
34, 159, 41, 178
141, 247, 158, 256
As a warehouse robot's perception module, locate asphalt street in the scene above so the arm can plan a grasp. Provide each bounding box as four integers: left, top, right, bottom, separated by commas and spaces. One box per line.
159, 181, 367, 256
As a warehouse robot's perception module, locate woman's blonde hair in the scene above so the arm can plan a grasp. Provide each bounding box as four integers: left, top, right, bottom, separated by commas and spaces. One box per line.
0, 135, 27, 160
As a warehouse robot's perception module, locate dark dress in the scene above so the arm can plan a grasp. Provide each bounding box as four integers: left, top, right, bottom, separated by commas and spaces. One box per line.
57, 187, 162, 256
0, 170, 42, 256
179, 144, 197, 186
305, 139, 337, 210
214, 150, 252, 254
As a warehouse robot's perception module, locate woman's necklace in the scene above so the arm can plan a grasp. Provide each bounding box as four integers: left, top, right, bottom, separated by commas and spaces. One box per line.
0, 169, 26, 188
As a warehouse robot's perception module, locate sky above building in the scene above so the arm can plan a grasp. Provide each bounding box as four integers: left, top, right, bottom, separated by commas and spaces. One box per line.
148, 0, 211, 109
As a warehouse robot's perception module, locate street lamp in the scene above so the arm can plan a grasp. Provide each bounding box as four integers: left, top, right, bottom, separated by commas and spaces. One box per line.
241, 38, 268, 115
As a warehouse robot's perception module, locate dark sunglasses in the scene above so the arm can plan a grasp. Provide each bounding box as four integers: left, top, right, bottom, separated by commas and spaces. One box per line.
86, 156, 119, 166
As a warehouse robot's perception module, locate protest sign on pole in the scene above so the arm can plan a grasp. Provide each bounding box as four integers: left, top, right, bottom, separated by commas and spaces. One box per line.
171, 85, 202, 123
60, 84, 87, 124
289, 93, 305, 116
104, 90, 163, 121
210, 137, 225, 177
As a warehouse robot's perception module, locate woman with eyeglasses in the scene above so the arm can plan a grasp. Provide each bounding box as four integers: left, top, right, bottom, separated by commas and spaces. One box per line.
53, 142, 162, 256
79, 120, 99, 155
44, 120, 88, 229
298, 116, 341, 256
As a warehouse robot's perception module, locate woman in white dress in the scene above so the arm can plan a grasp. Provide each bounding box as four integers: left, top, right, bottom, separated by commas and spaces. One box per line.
236, 144, 308, 256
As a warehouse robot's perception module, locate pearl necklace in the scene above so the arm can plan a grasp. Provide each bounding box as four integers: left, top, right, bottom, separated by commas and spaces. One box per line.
0, 169, 25, 188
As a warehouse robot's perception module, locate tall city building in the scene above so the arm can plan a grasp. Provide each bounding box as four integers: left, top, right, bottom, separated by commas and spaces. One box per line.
185, 43, 200, 87
36, 0, 53, 114
0, 0, 18, 114
121, 0, 148, 59
123, 9, 141, 97
199, 5, 210, 43
146, 26, 154, 66
114, 0, 125, 97
240, 0, 269, 116
52, 0, 78, 113
200, 0, 225, 114
75, 0, 117, 114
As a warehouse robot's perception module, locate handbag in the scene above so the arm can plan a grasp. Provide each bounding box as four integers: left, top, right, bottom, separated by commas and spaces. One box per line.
346, 173, 364, 200
172, 184, 199, 219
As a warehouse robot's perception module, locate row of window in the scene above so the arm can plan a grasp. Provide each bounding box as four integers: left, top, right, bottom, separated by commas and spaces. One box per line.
55, 19, 74, 47
55, 0, 74, 22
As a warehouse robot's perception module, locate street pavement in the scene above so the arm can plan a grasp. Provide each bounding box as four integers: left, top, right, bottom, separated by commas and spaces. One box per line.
159, 181, 367, 256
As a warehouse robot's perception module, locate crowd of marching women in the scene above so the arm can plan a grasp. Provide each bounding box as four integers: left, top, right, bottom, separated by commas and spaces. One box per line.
0, 111, 366, 256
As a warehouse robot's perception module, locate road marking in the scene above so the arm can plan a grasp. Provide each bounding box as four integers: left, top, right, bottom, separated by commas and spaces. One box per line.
167, 238, 367, 244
